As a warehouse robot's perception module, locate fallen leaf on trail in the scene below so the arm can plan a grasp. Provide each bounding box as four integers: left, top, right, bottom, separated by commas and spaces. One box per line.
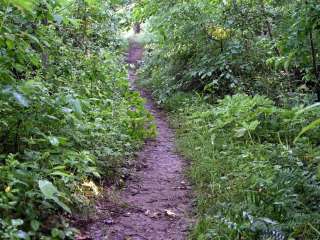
124, 212, 131, 217
164, 209, 176, 217
144, 209, 150, 216
104, 219, 114, 225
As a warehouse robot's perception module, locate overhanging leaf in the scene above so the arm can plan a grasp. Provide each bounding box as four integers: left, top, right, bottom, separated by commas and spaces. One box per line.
294, 118, 320, 143
38, 180, 71, 213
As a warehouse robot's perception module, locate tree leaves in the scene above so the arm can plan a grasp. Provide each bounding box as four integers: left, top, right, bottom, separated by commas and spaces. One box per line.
5, 0, 38, 12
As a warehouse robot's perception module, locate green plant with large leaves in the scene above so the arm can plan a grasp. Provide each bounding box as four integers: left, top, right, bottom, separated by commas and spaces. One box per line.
0, 0, 155, 238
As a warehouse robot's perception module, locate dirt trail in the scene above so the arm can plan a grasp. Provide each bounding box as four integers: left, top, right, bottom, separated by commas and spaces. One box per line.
78, 39, 192, 240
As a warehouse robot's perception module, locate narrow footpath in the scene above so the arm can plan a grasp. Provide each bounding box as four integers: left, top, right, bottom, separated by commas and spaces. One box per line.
79, 39, 193, 240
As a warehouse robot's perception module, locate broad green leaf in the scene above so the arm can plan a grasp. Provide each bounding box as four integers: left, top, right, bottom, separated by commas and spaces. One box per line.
38, 180, 59, 199
31, 220, 40, 231
6, 39, 15, 49
38, 180, 71, 213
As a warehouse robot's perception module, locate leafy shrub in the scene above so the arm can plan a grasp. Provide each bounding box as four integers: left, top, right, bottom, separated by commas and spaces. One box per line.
136, 0, 320, 103
0, 0, 155, 238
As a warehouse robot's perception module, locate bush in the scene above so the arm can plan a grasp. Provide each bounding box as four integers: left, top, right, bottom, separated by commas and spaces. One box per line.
167, 93, 320, 239
0, 1, 155, 238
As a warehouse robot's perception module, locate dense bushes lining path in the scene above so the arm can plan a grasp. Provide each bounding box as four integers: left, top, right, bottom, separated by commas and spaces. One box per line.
77, 39, 193, 240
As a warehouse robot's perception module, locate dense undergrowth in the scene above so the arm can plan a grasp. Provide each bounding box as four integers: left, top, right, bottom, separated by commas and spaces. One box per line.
165, 93, 320, 239
2, 0, 320, 239
0, 0, 154, 238
135, 0, 320, 239
139, 76, 320, 239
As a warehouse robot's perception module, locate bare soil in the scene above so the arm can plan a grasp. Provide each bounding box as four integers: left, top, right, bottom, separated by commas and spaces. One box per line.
76, 39, 193, 240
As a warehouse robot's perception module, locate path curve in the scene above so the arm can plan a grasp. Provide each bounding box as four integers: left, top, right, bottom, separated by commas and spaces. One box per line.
79, 39, 192, 240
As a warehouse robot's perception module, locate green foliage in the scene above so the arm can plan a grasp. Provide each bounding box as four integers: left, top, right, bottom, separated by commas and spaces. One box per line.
136, 0, 320, 239
0, 0, 154, 238
38, 180, 71, 214
165, 93, 320, 239
294, 103, 320, 142
137, 0, 320, 103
